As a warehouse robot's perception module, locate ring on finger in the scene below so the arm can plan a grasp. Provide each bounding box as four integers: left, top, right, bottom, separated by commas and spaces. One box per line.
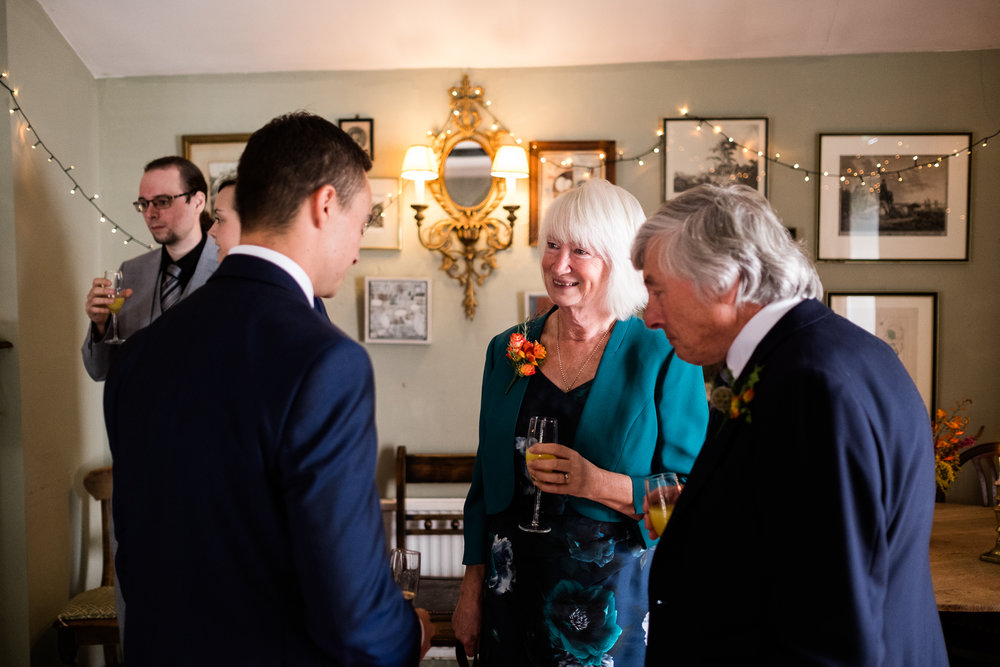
563, 472, 569, 484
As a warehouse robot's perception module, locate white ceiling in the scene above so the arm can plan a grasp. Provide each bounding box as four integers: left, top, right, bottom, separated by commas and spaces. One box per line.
37, 0, 1000, 78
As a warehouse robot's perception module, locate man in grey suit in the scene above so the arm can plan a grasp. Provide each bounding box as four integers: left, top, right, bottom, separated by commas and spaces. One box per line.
82, 156, 218, 380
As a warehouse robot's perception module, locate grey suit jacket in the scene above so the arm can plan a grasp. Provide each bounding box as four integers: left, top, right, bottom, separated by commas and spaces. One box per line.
82, 236, 218, 380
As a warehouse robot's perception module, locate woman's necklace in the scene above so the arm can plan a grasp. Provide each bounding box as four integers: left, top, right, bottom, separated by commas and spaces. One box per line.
556, 312, 613, 393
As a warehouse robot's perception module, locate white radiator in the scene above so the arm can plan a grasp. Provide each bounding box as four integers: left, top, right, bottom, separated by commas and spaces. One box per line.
380, 497, 466, 577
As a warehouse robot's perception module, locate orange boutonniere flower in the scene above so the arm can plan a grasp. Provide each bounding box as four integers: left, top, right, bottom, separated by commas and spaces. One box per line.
505, 326, 547, 393
709, 365, 761, 425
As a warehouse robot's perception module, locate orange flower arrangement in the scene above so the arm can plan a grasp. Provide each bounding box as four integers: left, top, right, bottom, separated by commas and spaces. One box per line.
505, 329, 547, 393
934, 399, 977, 494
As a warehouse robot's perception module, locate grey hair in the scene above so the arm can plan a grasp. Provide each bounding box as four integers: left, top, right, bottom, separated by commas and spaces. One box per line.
539, 178, 648, 320
631, 183, 822, 305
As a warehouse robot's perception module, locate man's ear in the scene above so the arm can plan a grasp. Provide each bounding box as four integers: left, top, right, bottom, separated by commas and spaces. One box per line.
309, 184, 338, 230
191, 190, 207, 213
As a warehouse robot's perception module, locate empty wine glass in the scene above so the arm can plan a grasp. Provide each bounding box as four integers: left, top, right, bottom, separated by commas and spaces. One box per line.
389, 548, 420, 602
520, 416, 559, 533
104, 269, 126, 344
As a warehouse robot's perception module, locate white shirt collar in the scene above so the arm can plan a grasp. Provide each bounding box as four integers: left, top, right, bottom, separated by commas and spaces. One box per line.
726, 297, 803, 379
227, 245, 314, 304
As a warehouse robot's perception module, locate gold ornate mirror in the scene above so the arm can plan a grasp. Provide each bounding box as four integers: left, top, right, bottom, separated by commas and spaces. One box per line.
406, 74, 525, 320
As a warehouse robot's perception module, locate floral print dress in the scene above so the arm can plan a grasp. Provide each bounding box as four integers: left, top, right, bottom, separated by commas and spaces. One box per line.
479, 373, 653, 667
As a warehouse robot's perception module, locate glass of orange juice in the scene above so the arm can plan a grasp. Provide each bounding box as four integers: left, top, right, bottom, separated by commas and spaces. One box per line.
645, 472, 682, 536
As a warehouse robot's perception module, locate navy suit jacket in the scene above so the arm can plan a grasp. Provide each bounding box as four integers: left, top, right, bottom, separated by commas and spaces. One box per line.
104, 254, 419, 666
647, 299, 947, 665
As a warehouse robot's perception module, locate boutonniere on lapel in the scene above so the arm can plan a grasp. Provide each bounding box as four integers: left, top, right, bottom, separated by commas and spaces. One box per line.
505, 325, 547, 394
709, 365, 762, 424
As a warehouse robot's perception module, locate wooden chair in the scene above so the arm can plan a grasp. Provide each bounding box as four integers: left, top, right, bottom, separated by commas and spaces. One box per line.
394, 446, 475, 652
959, 442, 1000, 507
53, 466, 120, 666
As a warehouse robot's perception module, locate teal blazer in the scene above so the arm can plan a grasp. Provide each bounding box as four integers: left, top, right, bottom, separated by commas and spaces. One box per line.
462, 310, 708, 564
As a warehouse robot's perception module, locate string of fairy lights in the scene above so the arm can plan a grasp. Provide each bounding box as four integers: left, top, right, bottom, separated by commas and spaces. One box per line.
5, 65, 997, 247
1, 71, 154, 249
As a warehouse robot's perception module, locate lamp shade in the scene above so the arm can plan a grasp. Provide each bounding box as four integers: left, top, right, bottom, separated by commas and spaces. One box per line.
490, 145, 529, 179
401, 145, 438, 181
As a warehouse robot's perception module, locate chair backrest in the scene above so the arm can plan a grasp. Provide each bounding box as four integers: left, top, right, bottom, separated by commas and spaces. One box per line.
82, 466, 115, 587
959, 442, 1000, 507
394, 446, 476, 551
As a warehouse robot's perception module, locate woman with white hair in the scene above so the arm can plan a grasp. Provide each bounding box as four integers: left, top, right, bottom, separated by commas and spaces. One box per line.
453, 179, 709, 666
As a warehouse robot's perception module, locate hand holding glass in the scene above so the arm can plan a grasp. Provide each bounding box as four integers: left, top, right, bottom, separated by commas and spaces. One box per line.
390, 548, 420, 601
520, 416, 559, 534
645, 473, 682, 537
104, 269, 126, 344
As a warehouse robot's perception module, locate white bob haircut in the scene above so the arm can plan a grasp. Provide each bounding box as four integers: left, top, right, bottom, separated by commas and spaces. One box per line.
632, 183, 822, 305
538, 178, 648, 320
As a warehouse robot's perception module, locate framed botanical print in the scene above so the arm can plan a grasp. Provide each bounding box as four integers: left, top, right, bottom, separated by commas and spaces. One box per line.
827, 292, 937, 412
817, 133, 971, 261
364, 277, 431, 344
523, 291, 553, 320
528, 140, 616, 246
662, 117, 768, 200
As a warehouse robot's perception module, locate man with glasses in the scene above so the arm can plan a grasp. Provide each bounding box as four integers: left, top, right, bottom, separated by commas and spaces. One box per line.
81, 156, 219, 380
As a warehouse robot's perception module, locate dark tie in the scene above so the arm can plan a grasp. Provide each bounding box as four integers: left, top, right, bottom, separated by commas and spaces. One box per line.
160, 263, 182, 312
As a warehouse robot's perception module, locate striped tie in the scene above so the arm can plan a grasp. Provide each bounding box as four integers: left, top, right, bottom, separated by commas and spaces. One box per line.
160, 263, 182, 312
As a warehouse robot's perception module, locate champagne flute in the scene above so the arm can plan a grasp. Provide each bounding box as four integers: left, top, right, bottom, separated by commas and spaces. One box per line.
520, 416, 559, 534
389, 548, 420, 602
645, 472, 682, 536
104, 269, 126, 344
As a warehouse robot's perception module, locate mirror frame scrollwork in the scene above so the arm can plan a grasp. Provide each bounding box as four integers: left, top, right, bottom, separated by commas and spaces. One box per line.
418, 74, 517, 319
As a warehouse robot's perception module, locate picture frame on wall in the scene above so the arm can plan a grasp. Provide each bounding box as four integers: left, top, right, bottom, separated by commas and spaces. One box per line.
364, 277, 431, 344
181, 133, 250, 202
662, 117, 768, 200
528, 141, 616, 246
827, 292, 937, 413
339, 117, 374, 160
363, 178, 402, 250
817, 133, 971, 261
523, 291, 554, 320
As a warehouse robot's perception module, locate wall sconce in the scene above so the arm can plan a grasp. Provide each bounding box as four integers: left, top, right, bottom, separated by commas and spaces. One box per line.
400, 145, 437, 213
400, 74, 525, 320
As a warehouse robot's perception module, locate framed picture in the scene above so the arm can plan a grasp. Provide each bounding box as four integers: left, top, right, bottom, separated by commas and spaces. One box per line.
817, 133, 971, 261
339, 117, 374, 160
663, 117, 768, 200
181, 133, 250, 201
363, 178, 402, 250
364, 277, 431, 344
523, 291, 554, 320
529, 141, 616, 246
827, 292, 937, 413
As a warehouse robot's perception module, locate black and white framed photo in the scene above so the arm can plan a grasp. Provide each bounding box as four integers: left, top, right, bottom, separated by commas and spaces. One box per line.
181, 133, 250, 201
663, 117, 768, 200
827, 292, 937, 413
363, 178, 402, 250
339, 117, 374, 159
364, 277, 431, 344
817, 133, 971, 261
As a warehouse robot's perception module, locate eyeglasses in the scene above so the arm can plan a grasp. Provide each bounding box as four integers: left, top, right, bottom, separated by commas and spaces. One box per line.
133, 190, 196, 213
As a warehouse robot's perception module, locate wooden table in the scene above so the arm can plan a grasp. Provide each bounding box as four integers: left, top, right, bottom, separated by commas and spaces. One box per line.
930, 503, 1000, 611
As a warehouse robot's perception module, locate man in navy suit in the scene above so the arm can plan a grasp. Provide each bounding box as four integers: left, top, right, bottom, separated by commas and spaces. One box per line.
631, 184, 946, 665
105, 112, 432, 665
